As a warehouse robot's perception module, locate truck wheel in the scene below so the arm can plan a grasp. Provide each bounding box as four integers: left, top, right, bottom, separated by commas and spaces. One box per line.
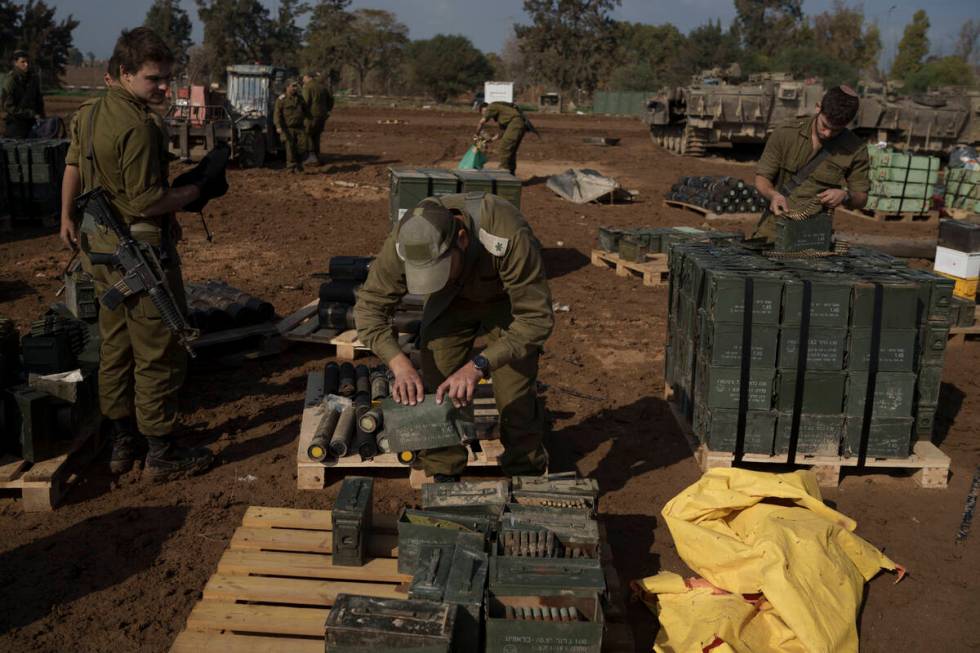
238, 130, 266, 168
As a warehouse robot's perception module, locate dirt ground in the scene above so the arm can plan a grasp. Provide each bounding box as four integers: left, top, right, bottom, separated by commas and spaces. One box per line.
1, 103, 978, 652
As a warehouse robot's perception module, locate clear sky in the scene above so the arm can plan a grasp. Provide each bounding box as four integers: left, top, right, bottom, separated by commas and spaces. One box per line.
47, 0, 980, 67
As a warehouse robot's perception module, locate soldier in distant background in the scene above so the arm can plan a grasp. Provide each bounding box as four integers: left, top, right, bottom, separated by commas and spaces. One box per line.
476, 101, 529, 175
274, 78, 310, 173
302, 71, 333, 164
2, 50, 44, 138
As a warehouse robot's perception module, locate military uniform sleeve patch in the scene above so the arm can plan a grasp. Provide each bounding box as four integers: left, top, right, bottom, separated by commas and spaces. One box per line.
479, 228, 509, 256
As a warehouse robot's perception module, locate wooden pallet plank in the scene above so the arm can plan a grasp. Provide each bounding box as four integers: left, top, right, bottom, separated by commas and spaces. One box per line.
229, 526, 400, 558
202, 574, 405, 606
185, 602, 328, 637
590, 249, 668, 287
217, 550, 409, 583
171, 630, 322, 653
0, 456, 29, 483
241, 506, 399, 532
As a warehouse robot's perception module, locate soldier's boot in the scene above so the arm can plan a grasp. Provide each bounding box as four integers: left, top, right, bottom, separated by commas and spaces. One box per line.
145, 435, 214, 483
303, 154, 318, 166
109, 417, 146, 474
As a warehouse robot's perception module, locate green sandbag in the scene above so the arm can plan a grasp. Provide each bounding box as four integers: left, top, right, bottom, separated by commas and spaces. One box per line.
457, 146, 486, 170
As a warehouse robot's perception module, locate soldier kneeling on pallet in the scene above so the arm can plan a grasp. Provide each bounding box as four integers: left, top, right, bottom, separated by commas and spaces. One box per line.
753, 86, 871, 248
354, 193, 555, 482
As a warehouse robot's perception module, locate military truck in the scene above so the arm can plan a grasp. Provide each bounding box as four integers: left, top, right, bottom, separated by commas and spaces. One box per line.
166, 64, 291, 167
645, 70, 824, 157
851, 87, 980, 155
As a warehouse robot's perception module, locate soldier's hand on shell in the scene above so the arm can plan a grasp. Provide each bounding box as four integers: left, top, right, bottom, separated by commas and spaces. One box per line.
436, 362, 483, 408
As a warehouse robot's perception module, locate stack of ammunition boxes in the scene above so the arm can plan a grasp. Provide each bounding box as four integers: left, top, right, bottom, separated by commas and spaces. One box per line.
597, 225, 742, 263
666, 240, 953, 460
63, 259, 98, 322
388, 167, 522, 224
1, 139, 69, 221
944, 167, 980, 215
315, 255, 422, 335
185, 281, 275, 334
666, 175, 767, 214
866, 146, 939, 215
935, 220, 980, 301
329, 475, 605, 651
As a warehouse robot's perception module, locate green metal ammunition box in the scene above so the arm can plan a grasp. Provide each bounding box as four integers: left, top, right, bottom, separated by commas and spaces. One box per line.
421, 480, 508, 517
485, 593, 604, 653
325, 594, 457, 652
776, 371, 845, 414
332, 477, 373, 567
850, 281, 919, 329
692, 403, 776, 454
6, 385, 73, 462
699, 313, 779, 367
915, 364, 943, 406
775, 413, 844, 456
616, 237, 647, 262
846, 329, 917, 371
843, 417, 913, 458
416, 168, 462, 197
869, 180, 931, 199
907, 271, 954, 323
389, 168, 432, 224
870, 167, 938, 184
511, 474, 599, 513
696, 361, 776, 410
64, 265, 98, 321
939, 219, 980, 253
396, 508, 491, 575
777, 327, 847, 370
481, 169, 524, 207
918, 323, 949, 365
782, 281, 852, 327
500, 506, 599, 559
914, 405, 936, 440
20, 333, 76, 375
596, 227, 625, 252
703, 270, 783, 325
488, 556, 605, 596
771, 213, 833, 252
410, 544, 454, 602
845, 372, 916, 418
453, 168, 494, 195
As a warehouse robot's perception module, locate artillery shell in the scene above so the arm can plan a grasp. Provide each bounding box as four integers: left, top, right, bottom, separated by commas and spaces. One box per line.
550, 607, 561, 622
505, 605, 515, 620
559, 607, 570, 622
546, 531, 555, 557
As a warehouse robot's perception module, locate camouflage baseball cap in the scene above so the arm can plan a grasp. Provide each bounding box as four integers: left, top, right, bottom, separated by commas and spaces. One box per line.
395, 201, 458, 295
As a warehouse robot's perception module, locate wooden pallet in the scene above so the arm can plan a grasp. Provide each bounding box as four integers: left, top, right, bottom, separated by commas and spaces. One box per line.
837, 206, 938, 223
190, 320, 285, 365
664, 386, 950, 488
590, 249, 668, 287
663, 199, 761, 222
297, 400, 504, 491
0, 413, 104, 511
170, 506, 634, 652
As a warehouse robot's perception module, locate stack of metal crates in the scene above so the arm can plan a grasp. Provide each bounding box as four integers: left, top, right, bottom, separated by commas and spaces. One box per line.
326, 474, 606, 652
866, 146, 939, 215
666, 240, 953, 459
944, 167, 980, 215
1, 139, 69, 221
388, 168, 522, 225
597, 225, 742, 263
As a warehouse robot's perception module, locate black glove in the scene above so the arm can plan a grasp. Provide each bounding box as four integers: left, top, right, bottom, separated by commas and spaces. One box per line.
173, 142, 230, 213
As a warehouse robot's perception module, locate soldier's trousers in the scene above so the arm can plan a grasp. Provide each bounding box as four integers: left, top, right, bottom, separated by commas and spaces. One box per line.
497, 121, 526, 175
282, 127, 307, 170
306, 116, 327, 158
419, 298, 548, 477
3, 119, 31, 139
81, 230, 188, 437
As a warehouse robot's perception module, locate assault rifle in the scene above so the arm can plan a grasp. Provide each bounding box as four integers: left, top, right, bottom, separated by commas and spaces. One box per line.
76, 187, 199, 356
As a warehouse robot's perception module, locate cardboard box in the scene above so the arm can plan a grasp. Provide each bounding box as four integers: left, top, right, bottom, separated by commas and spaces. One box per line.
934, 246, 980, 279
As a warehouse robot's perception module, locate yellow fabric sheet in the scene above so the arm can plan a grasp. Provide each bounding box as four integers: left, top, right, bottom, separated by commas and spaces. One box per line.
636, 468, 900, 653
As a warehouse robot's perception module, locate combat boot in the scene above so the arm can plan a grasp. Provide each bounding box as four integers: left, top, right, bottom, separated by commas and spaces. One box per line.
145, 435, 214, 483
109, 417, 145, 474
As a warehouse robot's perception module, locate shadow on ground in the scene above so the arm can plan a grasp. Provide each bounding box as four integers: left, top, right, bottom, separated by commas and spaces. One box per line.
542, 247, 591, 280
0, 505, 188, 634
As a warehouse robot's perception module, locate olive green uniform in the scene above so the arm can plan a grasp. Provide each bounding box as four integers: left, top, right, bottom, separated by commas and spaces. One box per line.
484, 102, 526, 175
2, 68, 44, 138
274, 92, 309, 171
354, 193, 554, 476
753, 115, 871, 241
66, 86, 187, 437
302, 79, 333, 159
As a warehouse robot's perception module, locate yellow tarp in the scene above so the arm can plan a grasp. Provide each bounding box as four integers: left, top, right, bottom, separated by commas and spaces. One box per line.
635, 468, 901, 653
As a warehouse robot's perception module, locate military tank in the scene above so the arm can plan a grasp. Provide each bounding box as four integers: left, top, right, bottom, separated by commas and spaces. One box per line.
645, 68, 824, 157
852, 86, 979, 154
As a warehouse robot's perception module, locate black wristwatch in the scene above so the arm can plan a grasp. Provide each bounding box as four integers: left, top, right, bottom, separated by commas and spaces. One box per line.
472, 354, 491, 379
